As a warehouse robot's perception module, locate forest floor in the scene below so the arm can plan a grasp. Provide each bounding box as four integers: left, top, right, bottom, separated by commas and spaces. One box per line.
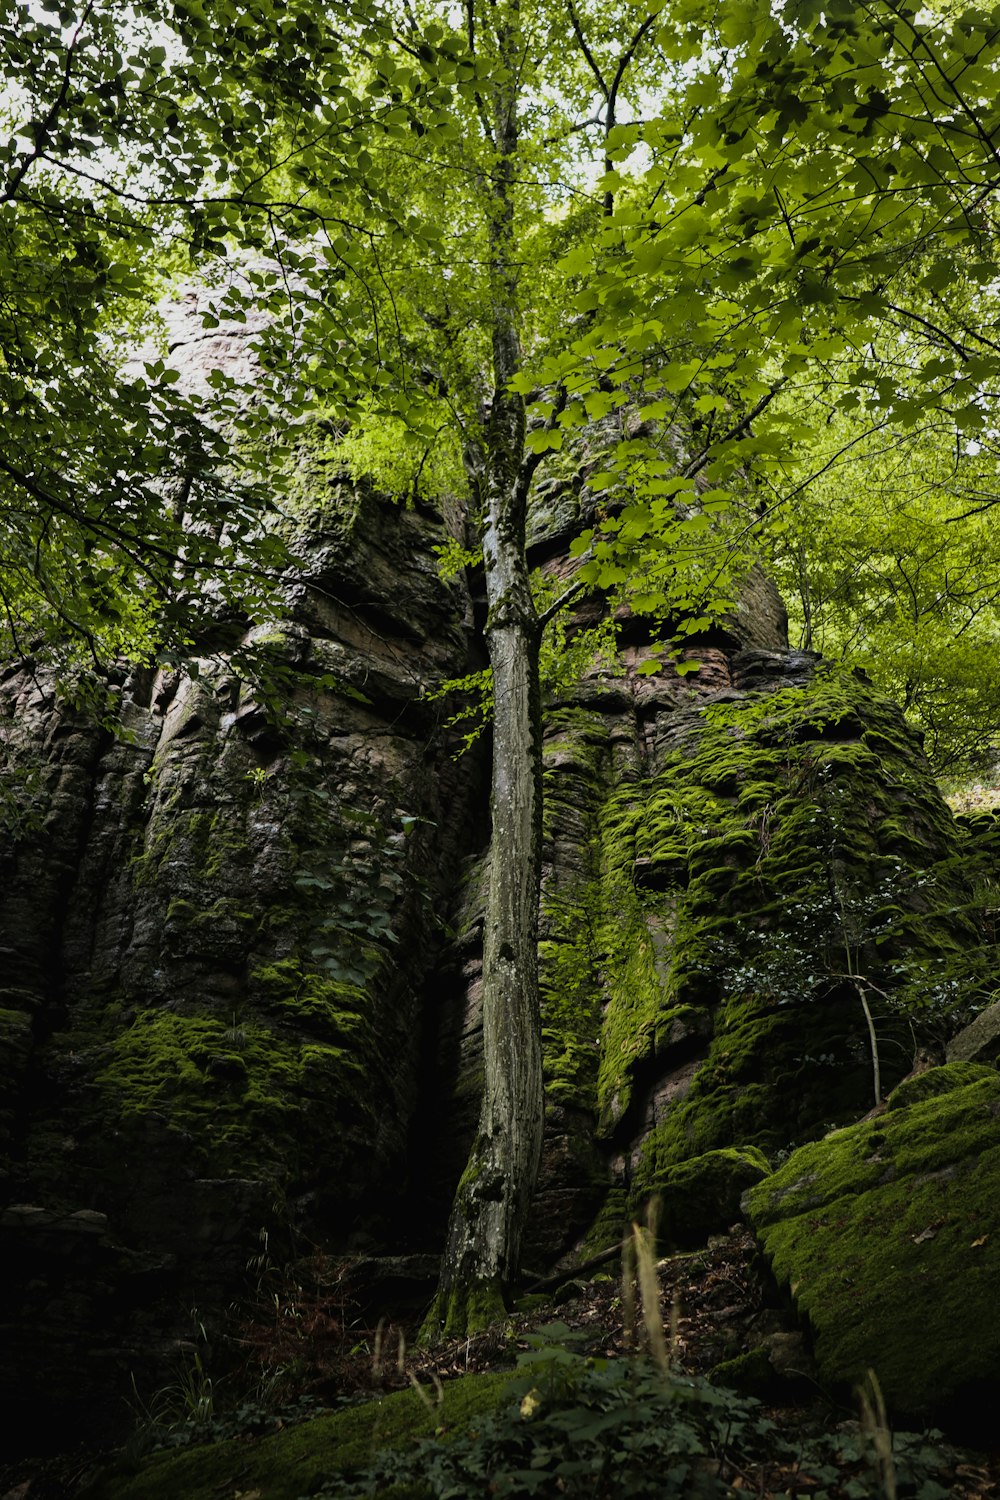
398, 1228, 1000, 1499
3, 1227, 999, 1499
941, 776, 1000, 815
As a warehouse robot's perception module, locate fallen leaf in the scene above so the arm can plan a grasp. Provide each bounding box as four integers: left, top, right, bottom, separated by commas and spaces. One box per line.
971, 1235, 989, 1248
520, 1388, 541, 1419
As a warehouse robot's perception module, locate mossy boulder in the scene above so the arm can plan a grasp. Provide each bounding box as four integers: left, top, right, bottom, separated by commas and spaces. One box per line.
638, 1146, 771, 1248
885, 1059, 995, 1111
709, 1347, 779, 1400
745, 1064, 1000, 1426
0, 479, 486, 1452
93, 1373, 510, 1500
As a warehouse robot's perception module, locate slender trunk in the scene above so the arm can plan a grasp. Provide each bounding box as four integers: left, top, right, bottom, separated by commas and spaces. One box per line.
856, 985, 882, 1107
423, 6, 545, 1338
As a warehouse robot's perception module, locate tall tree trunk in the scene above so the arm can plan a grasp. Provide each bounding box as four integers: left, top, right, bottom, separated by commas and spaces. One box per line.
423, 6, 546, 1337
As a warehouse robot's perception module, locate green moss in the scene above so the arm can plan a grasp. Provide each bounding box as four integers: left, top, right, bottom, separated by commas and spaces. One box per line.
579, 1186, 628, 1259
132, 808, 249, 892
594, 878, 669, 1132
634, 1146, 771, 1248
886, 1059, 995, 1110
420, 1277, 508, 1342
0, 1005, 32, 1043
94, 1373, 511, 1500
253, 956, 371, 1040
587, 667, 990, 1172
536, 710, 612, 1116
534, 666, 990, 1256
746, 1069, 1000, 1413
93, 1008, 374, 1178
709, 1347, 776, 1399
165, 896, 196, 923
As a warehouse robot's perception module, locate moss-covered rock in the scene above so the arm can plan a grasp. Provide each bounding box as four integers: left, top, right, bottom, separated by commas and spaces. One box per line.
470, 652, 996, 1271
885, 1059, 995, 1111
638, 1146, 772, 1249
94, 1374, 511, 1500
0, 478, 487, 1453
609, 669, 988, 1172
522, 659, 992, 1264
708, 1347, 777, 1400
745, 1066, 1000, 1422
946, 999, 1000, 1065
93, 1007, 374, 1179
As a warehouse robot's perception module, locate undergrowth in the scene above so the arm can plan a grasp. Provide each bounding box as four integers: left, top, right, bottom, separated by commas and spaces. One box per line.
112, 1219, 968, 1500
307, 1327, 957, 1499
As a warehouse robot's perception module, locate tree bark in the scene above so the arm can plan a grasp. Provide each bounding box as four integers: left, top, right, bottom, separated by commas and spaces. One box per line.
423, 5, 546, 1337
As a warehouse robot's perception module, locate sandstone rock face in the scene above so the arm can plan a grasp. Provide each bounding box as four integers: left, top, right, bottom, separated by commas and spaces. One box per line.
745, 1062, 1000, 1432
947, 999, 1000, 1065
428, 624, 992, 1267
0, 354, 994, 1447
0, 480, 485, 1451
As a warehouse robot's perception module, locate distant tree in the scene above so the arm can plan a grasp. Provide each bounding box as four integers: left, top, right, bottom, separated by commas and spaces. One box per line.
0, 0, 375, 691
765, 413, 1000, 770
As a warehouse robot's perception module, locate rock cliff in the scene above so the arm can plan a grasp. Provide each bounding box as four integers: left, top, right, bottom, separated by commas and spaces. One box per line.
0, 322, 997, 1451
0, 477, 486, 1452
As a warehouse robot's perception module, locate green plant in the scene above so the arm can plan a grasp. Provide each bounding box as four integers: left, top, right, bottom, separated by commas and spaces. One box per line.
858, 1370, 897, 1500
309, 1341, 776, 1499
130, 1374, 330, 1456
127, 1349, 217, 1452
422, 668, 494, 757
235, 1235, 394, 1409
304, 1334, 962, 1500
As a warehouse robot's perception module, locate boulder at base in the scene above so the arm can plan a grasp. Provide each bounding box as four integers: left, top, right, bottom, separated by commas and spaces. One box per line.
643, 1147, 772, 1249
745, 1062, 1000, 1433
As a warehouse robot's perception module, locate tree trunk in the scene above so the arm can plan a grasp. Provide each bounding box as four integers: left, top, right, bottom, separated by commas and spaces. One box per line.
425, 548, 544, 1335
422, 6, 546, 1337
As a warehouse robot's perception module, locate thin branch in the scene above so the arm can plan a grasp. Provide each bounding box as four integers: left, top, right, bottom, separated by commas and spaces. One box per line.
606, 14, 656, 128
466, 0, 495, 145
681, 379, 788, 482
565, 0, 609, 98
601, 12, 656, 214
543, 114, 603, 146
538, 574, 587, 630
2, 0, 96, 202
514, 385, 569, 512
861, 296, 971, 364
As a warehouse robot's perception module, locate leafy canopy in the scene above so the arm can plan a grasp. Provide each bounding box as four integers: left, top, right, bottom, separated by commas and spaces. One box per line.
4, 0, 1000, 712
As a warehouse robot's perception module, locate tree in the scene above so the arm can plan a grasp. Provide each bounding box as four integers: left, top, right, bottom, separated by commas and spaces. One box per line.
264, 0, 1000, 1330
180, 0, 708, 1334
5, 0, 1000, 1334
763, 410, 1000, 769
0, 0, 383, 693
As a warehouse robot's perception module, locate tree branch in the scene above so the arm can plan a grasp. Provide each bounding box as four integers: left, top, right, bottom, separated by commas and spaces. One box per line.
681, 378, 788, 481
565, 0, 609, 98
2, 0, 96, 202
538, 574, 587, 630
